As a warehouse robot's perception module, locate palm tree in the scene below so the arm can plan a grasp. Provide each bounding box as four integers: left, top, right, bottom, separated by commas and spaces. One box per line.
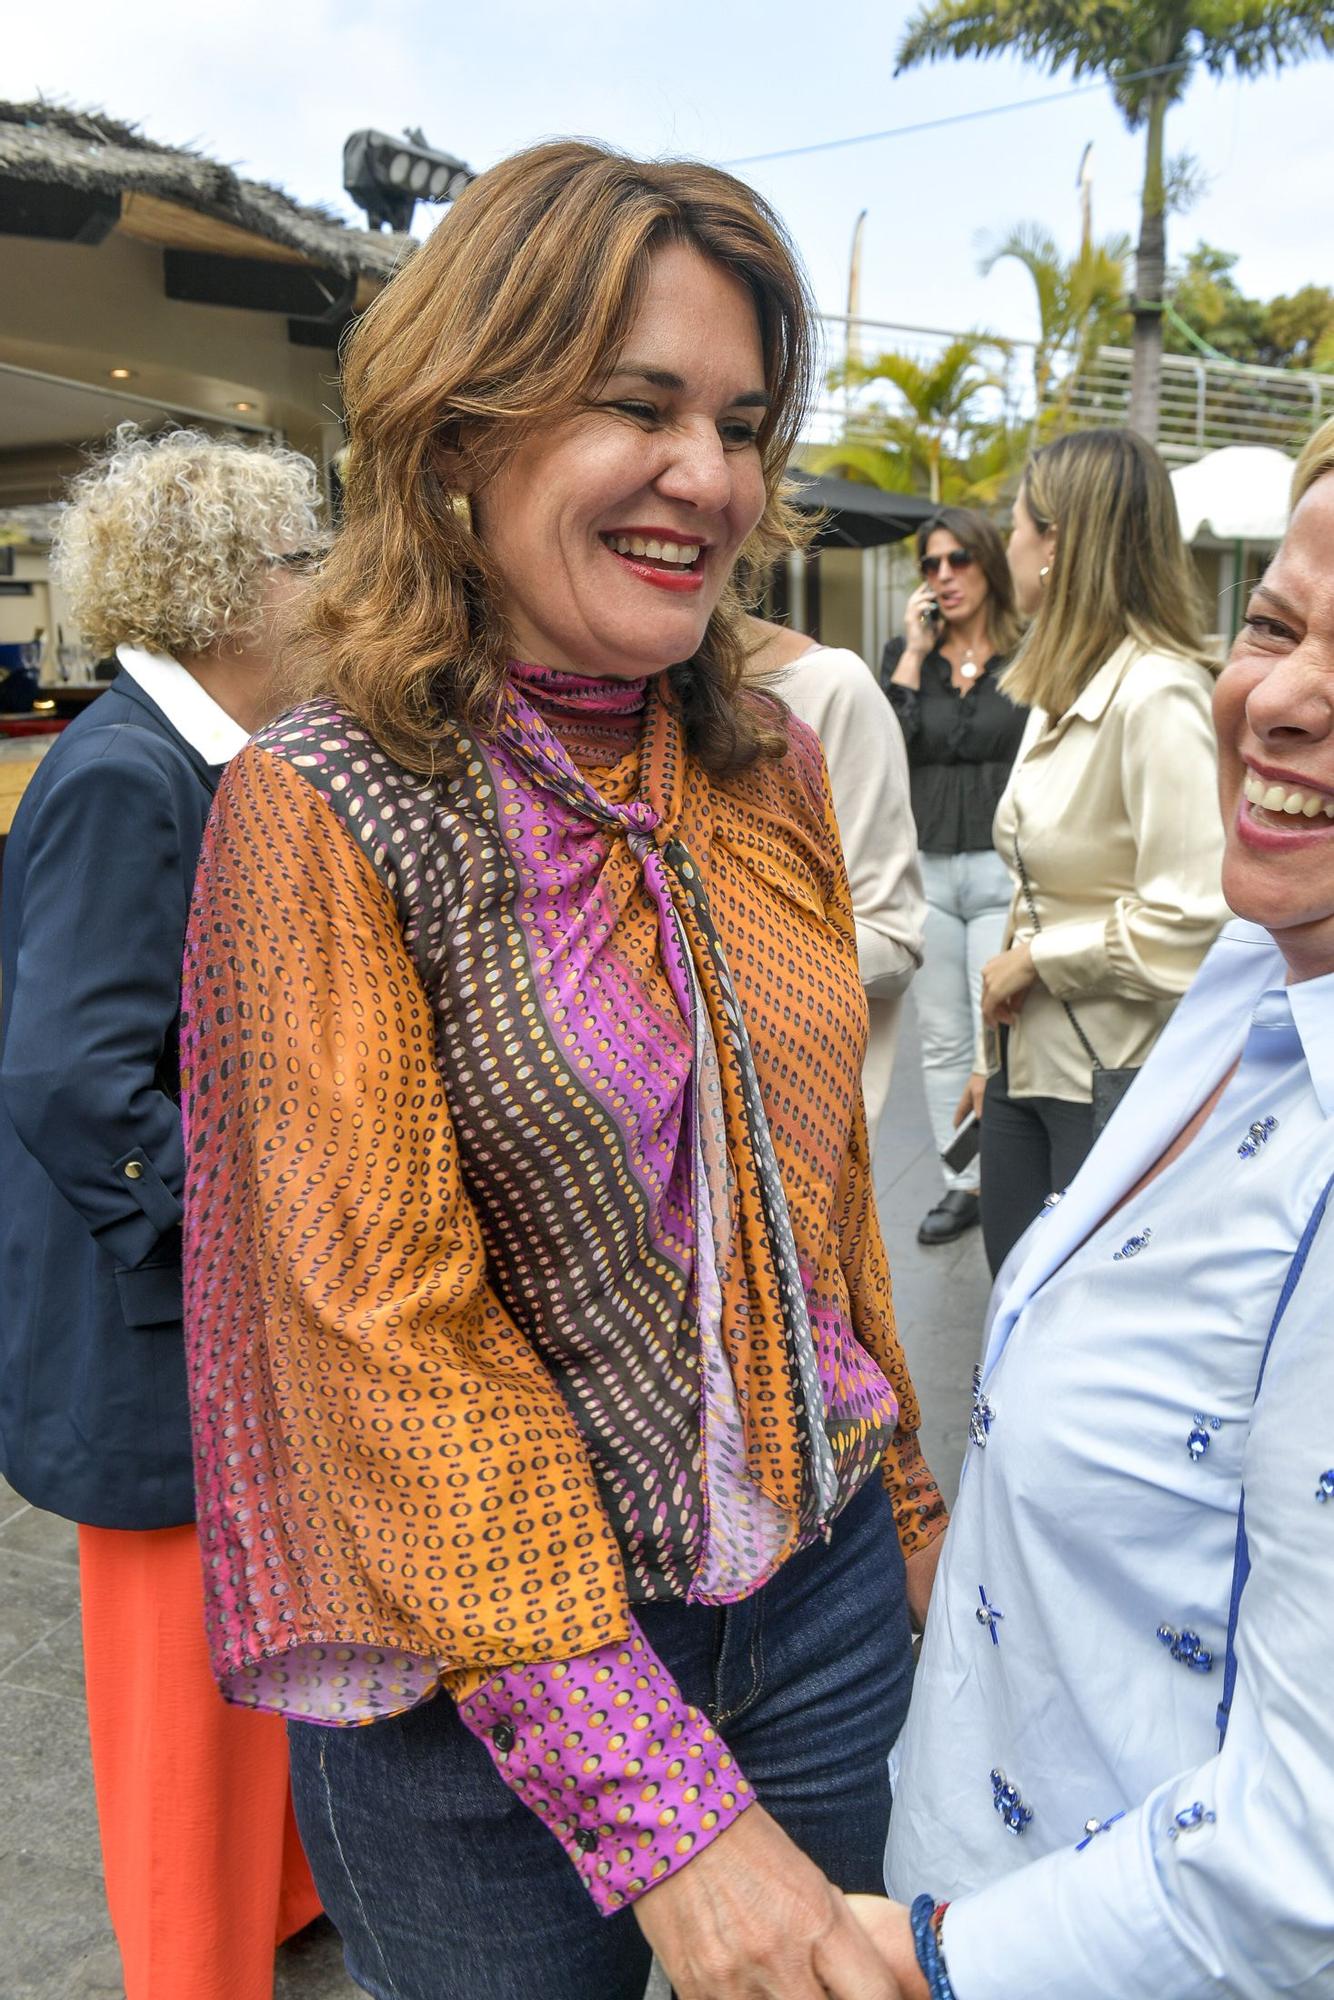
895, 3, 1334, 441
816, 336, 1009, 501
978, 222, 1130, 419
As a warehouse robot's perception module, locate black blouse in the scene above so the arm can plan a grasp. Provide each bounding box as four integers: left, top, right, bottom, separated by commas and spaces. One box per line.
880, 638, 1027, 856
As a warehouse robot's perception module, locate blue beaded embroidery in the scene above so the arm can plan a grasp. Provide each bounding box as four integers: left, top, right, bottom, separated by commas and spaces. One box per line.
990, 1768, 1033, 1835
1167, 1801, 1216, 1840
1113, 1226, 1152, 1262
1076, 1811, 1126, 1851
1237, 1115, 1278, 1160
1157, 1623, 1214, 1672
1187, 1414, 1223, 1461
969, 1365, 995, 1449
975, 1585, 1004, 1645
1316, 1469, 1334, 1504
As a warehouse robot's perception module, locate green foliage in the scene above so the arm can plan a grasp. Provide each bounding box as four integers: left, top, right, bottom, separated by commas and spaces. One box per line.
1166, 242, 1334, 370
978, 223, 1130, 407
819, 335, 1013, 502
896, 1, 1334, 435
895, 2, 1334, 127
814, 335, 1028, 503
1263, 286, 1334, 370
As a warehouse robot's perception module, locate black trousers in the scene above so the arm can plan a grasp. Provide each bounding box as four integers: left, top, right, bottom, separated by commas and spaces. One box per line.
980, 1044, 1096, 1276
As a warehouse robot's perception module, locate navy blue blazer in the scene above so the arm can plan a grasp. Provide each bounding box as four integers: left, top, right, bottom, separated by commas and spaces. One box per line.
0, 672, 221, 1527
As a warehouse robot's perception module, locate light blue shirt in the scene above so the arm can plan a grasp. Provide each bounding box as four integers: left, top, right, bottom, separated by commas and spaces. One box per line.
886, 920, 1334, 1997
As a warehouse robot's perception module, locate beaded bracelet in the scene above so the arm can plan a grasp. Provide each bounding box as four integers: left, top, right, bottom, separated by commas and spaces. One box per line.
910, 1892, 958, 2000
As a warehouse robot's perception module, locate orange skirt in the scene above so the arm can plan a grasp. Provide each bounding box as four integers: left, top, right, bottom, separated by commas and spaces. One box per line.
79, 1523, 322, 2000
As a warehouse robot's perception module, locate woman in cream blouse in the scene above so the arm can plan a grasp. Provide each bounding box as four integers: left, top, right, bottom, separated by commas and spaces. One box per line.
964, 428, 1229, 1272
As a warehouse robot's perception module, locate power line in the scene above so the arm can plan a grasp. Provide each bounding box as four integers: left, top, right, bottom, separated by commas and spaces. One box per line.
723, 58, 1193, 169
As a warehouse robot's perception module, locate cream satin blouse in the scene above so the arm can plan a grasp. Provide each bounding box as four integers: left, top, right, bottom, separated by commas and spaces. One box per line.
987, 637, 1229, 1103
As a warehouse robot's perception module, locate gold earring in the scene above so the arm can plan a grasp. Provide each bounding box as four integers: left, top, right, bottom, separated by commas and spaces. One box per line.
447, 491, 473, 533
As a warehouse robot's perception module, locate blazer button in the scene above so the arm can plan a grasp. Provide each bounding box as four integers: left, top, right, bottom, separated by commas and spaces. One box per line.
573, 1827, 598, 1854
490, 1722, 515, 1754
124, 1161, 144, 1180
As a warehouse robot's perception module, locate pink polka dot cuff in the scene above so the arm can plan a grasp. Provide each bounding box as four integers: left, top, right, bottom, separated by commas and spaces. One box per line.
458, 1625, 754, 1913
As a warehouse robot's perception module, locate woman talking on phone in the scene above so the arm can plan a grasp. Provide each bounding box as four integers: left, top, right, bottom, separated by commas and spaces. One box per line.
880, 509, 1025, 1247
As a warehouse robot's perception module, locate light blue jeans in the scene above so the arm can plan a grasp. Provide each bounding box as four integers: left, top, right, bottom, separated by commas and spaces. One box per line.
916, 847, 1014, 1193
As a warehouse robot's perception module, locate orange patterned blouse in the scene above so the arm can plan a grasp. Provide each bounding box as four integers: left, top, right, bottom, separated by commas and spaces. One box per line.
182, 662, 944, 1912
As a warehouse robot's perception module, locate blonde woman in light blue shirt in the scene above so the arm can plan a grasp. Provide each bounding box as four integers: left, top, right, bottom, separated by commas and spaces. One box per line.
852, 420, 1334, 1997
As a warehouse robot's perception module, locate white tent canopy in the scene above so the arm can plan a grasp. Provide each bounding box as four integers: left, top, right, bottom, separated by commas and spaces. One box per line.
1171, 445, 1293, 545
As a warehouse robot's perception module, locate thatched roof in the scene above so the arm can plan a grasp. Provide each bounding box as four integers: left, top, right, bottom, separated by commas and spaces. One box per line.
0, 100, 409, 281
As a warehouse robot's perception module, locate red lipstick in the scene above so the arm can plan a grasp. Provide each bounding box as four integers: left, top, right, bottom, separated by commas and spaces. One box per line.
600, 529, 708, 594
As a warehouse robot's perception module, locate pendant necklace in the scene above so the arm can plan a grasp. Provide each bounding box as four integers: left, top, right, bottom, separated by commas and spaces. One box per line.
959, 654, 980, 681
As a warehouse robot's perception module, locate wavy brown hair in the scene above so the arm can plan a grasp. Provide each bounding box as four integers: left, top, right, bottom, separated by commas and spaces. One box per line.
288, 140, 817, 774
914, 505, 1023, 659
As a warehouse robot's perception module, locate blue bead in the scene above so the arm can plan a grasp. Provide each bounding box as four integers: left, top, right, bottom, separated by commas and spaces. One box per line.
1317, 1470, 1334, 1503
1168, 1800, 1216, 1840
989, 1768, 1032, 1834
1158, 1622, 1214, 1671
1237, 1114, 1278, 1160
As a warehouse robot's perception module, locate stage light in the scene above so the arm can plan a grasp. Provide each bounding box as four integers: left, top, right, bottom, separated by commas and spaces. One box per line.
343, 127, 475, 233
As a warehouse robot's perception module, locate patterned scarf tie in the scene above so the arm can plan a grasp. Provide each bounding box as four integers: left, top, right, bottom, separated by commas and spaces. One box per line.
497, 664, 838, 1581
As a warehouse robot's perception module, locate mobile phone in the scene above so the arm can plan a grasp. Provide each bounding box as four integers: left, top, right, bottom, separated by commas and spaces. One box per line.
941, 1109, 980, 1174
918, 594, 941, 631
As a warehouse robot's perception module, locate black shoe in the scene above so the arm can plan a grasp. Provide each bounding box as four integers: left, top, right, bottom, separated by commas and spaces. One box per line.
917, 1189, 981, 1246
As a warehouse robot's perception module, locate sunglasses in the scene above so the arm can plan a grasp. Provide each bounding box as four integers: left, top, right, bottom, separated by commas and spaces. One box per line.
920, 549, 976, 578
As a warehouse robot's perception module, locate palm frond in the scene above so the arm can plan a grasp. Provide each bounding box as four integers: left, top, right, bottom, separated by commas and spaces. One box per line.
804, 441, 918, 493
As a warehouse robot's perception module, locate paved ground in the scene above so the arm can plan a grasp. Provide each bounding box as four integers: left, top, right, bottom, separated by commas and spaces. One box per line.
0, 999, 988, 1999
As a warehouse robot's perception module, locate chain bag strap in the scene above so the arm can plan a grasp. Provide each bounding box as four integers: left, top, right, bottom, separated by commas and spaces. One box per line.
1010, 807, 1138, 1135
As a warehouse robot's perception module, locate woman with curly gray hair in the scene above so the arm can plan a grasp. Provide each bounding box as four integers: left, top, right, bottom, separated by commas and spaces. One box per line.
0, 426, 324, 2000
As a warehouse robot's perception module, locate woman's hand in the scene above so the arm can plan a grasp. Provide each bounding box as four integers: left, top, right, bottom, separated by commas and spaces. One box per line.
954, 1073, 986, 1127
980, 941, 1037, 1028
845, 1899, 930, 2000
890, 586, 940, 686
904, 1533, 945, 1633
635, 1806, 907, 1998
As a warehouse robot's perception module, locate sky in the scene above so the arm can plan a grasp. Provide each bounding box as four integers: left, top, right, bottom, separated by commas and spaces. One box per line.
10, 0, 1332, 372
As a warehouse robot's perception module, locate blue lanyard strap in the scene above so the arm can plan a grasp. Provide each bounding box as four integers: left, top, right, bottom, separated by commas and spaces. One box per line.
1217, 1170, 1334, 1747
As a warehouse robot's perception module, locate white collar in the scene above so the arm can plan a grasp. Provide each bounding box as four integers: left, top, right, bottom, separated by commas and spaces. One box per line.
116, 646, 250, 766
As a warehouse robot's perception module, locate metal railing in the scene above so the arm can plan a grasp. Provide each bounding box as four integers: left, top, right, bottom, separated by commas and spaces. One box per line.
809, 316, 1334, 464
1043, 347, 1334, 462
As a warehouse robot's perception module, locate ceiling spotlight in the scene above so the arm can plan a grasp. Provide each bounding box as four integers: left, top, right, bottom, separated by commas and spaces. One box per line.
230, 400, 256, 413
109, 367, 134, 381
343, 126, 476, 233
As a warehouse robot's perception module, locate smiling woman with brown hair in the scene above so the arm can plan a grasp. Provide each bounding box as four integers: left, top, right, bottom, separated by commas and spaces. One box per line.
286, 143, 810, 776
181, 141, 944, 2000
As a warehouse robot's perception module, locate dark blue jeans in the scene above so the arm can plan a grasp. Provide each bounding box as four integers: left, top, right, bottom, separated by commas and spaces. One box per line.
288, 1475, 913, 2000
